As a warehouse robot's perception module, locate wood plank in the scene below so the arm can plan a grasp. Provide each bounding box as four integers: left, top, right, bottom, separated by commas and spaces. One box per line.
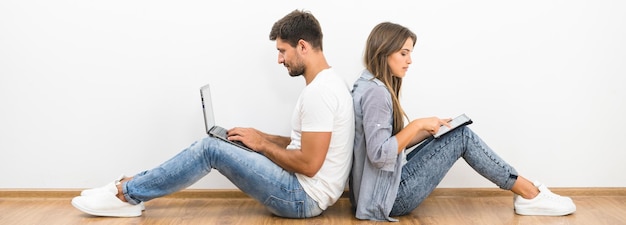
1, 192, 626, 224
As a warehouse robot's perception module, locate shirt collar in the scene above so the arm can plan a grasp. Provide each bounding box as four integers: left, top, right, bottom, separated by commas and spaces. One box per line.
360, 69, 384, 86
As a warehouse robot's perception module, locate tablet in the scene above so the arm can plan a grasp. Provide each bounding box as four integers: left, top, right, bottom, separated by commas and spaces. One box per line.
433, 114, 473, 138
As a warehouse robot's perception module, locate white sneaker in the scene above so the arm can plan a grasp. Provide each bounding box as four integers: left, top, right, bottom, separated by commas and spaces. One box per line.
514, 181, 576, 216
71, 193, 142, 217
80, 175, 145, 211
80, 174, 123, 196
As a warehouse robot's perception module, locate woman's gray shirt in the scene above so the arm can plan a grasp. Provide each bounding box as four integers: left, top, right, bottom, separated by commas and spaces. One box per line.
350, 70, 405, 221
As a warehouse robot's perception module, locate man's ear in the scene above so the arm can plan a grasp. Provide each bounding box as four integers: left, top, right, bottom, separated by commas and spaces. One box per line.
297, 39, 308, 53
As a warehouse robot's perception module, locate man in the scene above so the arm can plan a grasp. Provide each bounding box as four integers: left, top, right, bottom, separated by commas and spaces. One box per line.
71, 9, 355, 219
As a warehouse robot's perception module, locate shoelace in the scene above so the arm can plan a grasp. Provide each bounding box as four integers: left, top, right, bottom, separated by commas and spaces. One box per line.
538, 189, 572, 203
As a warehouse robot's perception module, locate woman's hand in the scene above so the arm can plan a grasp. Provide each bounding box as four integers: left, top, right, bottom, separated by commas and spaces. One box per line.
396, 116, 452, 153
413, 117, 452, 135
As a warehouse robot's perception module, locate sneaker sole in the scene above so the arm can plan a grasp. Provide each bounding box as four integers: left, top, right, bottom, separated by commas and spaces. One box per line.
81, 191, 146, 211
515, 207, 576, 216
71, 198, 142, 217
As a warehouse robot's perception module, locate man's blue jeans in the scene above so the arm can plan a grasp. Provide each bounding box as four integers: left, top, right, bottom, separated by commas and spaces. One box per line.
390, 126, 519, 216
120, 136, 323, 218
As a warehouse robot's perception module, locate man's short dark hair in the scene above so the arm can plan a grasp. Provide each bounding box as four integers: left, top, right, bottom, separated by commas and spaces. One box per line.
269, 9, 323, 51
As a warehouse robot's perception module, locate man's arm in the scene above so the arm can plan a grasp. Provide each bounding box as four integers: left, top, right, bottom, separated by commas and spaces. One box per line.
227, 128, 330, 177
259, 132, 291, 148
259, 131, 330, 177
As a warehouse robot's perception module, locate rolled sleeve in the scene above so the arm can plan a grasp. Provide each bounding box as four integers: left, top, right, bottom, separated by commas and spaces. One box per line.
361, 86, 399, 172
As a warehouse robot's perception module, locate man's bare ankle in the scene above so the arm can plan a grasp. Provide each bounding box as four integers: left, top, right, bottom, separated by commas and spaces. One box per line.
116, 180, 129, 202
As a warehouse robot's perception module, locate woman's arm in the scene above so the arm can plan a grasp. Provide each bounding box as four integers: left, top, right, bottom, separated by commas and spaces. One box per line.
407, 130, 432, 149
395, 117, 452, 154
393, 118, 440, 154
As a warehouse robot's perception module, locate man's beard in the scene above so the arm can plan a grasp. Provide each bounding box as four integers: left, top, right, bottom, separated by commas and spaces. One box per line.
287, 64, 305, 77
289, 68, 304, 77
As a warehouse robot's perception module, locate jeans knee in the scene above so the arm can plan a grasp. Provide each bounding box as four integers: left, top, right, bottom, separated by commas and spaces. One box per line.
194, 137, 219, 153
458, 126, 473, 137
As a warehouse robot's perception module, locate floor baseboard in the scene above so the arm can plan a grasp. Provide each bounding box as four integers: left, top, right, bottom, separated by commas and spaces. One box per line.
1, 187, 625, 199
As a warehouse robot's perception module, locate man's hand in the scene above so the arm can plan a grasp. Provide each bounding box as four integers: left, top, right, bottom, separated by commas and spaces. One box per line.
226, 127, 268, 151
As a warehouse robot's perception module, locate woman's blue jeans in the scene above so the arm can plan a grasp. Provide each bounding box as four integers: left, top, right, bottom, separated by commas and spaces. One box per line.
390, 126, 519, 216
120, 136, 323, 218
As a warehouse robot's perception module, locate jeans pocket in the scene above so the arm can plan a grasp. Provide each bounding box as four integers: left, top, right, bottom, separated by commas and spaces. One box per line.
263, 195, 304, 218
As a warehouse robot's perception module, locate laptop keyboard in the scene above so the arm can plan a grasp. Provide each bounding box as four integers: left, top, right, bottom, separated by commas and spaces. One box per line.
209, 126, 253, 151
210, 126, 229, 138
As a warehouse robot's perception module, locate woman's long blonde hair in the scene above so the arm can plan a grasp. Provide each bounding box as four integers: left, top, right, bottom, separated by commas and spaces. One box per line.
364, 22, 417, 134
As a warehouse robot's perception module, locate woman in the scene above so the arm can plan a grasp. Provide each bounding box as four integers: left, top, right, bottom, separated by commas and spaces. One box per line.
349, 22, 576, 221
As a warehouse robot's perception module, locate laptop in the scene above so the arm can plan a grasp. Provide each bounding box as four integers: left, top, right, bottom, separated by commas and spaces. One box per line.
200, 84, 253, 151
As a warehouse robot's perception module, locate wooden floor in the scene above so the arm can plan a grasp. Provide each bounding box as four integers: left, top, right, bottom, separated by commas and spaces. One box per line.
1, 188, 625, 225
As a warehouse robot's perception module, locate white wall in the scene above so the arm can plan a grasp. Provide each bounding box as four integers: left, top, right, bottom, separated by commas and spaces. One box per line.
1, 0, 624, 189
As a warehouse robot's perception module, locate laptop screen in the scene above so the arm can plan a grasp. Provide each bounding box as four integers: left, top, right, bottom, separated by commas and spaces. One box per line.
200, 84, 216, 134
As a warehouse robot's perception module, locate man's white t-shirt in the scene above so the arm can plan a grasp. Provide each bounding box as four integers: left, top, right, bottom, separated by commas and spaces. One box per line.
286, 68, 355, 210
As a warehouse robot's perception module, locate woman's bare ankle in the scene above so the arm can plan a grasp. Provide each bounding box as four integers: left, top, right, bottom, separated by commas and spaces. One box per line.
511, 176, 539, 199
